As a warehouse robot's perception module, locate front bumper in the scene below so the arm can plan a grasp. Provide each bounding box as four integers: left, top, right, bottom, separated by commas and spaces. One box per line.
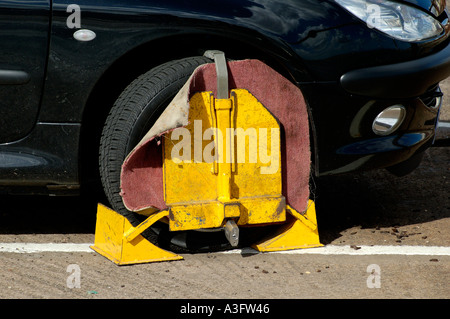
303, 40, 449, 176
340, 40, 450, 99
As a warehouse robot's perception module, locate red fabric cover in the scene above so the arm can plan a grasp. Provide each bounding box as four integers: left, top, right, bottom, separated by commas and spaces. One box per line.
120, 59, 310, 213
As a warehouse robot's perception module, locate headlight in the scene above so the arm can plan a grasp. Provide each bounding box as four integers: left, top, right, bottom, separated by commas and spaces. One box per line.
334, 0, 444, 42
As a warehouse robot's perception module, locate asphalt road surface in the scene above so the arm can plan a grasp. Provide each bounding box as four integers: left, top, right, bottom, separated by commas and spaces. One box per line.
0, 85, 449, 302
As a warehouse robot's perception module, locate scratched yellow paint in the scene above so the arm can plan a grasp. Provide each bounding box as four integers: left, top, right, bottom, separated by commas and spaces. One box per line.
163, 89, 285, 231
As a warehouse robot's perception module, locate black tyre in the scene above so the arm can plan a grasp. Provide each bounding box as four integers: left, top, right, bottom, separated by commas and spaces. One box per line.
100, 57, 208, 215
99, 56, 241, 253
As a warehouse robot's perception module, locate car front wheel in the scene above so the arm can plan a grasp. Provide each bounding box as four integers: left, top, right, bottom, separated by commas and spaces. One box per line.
99, 56, 245, 253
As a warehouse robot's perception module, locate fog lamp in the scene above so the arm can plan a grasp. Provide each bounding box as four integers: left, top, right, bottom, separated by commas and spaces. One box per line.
372, 105, 406, 136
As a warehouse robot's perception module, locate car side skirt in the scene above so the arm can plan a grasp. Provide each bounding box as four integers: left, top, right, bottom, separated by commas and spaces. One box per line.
0, 122, 80, 194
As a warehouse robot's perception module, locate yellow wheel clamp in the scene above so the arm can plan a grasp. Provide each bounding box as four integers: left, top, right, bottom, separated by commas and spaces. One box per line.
91, 52, 322, 265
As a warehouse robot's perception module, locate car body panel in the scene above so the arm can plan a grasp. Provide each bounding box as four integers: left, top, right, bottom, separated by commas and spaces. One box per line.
0, 123, 80, 188
0, 0, 50, 143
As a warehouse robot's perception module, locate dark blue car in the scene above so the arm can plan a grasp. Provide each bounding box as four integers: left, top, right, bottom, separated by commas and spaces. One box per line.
0, 1, 448, 226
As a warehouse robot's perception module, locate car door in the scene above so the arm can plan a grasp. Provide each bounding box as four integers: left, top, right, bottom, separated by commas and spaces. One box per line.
0, 0, 50, 143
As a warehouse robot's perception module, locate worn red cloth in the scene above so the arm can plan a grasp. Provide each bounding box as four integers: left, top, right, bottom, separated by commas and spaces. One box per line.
120, 59, 310, 213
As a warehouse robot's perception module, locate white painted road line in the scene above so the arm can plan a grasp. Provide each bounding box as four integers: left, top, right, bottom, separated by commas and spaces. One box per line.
437, 121, 450, 128
0, 243, 449, 256
0, 243, 93, 253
